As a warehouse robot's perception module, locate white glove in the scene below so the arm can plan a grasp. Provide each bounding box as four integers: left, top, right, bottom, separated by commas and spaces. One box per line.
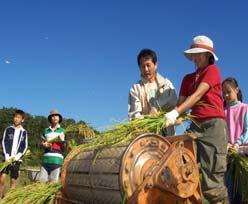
165, 109, 179, 127
134, 113, 144, 119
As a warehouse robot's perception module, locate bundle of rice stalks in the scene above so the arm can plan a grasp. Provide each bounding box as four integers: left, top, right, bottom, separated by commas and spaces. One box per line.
46, 124, 96, 145
0, 149, 31, 172
46, 136, 63, 144
0, 160, 13, 172
65, 123, 96, 139
228, 149, 248, 202
0, 182, 61, 204
65, 112, 194, 161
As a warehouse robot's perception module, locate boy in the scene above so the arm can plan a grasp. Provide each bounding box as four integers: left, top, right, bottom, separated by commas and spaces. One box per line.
0, 109, 28, 198
38, 110, 65, 182
128, 48, 177, 135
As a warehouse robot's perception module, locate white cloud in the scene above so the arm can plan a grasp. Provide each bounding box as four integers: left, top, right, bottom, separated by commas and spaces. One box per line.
5, 60, 11, 64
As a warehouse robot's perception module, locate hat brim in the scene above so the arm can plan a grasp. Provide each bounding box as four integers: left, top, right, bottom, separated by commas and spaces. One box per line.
184, 48, 218, 61
48, 114, 63, 123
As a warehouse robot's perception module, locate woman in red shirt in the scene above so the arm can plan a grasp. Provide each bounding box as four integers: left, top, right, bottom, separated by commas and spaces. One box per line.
165, 36, 228, 204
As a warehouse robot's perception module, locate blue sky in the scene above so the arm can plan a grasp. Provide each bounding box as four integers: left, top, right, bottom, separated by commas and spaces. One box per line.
0, 0, 247, 131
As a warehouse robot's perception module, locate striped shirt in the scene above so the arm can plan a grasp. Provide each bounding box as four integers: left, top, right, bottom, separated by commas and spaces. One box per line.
41, 125, 65, 168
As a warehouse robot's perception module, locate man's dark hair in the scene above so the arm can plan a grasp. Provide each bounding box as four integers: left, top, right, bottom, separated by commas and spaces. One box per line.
137, 49, 157, 66
14, 109, 25, 119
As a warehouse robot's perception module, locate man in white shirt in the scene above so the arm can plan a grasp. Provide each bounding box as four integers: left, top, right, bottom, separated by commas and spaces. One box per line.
128, 49, 177, 135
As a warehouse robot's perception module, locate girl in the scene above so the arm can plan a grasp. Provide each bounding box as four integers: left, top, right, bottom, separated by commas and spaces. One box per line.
222, 77, 248, 147
164, 35, 229, 204
222, 77, 248, 204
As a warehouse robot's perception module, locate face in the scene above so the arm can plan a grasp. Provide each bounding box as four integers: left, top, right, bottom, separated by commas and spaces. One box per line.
139, 58, 157, 82
50, 115, 60, 126
222, 82, 239, 104
13, 114, 24, 126
191, 52, 210, 69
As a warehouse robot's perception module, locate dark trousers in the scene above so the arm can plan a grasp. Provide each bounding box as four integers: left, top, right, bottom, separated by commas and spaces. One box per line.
189, 118, 229, 202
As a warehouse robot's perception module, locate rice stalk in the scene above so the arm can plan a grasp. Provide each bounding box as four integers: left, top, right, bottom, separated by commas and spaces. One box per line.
0, 182, 61, 204
0, 149, 31, 172
65, 112, 193, 161
64, 123, 96, 139
48, 123, 96, 145
228, 149, 248, 201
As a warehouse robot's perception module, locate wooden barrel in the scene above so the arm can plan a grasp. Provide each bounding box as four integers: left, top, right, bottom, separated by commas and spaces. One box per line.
59, 133, 202, 204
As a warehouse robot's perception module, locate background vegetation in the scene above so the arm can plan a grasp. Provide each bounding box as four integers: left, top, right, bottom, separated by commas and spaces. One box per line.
0, 107, 98, 167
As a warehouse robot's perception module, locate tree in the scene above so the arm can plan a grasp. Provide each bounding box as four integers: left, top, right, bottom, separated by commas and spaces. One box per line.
0, 107, 97, 166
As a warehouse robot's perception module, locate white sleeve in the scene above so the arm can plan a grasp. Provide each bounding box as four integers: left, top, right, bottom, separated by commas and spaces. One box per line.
2, 129, 10, 161
128, 85, 143, 119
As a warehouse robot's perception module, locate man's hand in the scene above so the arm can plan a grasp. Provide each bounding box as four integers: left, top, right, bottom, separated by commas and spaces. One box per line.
149, 107, 159, 116
164, 109, 179, 127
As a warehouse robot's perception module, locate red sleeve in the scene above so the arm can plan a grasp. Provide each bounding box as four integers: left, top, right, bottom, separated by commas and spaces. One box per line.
201, 65, 221, 87
179, 75, 190, 97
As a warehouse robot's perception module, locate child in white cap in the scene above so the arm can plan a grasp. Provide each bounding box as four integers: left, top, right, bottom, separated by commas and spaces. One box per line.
38, 109, 65, 182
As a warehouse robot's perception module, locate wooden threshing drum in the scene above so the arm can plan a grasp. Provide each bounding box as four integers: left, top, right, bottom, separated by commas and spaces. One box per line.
58, 133, 203, 204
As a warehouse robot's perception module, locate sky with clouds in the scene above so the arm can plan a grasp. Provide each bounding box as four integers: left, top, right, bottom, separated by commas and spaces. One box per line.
0, 0, 248, 132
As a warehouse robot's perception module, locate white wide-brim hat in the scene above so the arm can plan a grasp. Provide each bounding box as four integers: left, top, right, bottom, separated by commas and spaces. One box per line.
184, 35, 218, 61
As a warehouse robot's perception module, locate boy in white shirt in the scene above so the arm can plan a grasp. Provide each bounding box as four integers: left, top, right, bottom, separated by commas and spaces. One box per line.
0, 109, 28, 197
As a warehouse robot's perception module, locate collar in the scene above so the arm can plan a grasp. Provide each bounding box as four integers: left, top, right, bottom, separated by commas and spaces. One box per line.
11, 125, 24, 131
140, 72, 166, 88
49, 124, 61, 130
228, 101, 241, 107
195, 65, 209, 75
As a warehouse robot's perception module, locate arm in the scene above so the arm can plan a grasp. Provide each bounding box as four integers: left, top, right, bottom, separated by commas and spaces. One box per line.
15, 131, 28, 161
128, 85, 143, 119
176, 82, 210, 114
177, 96, 187, 107
59, 132, 65, 141
2, 128, 12, 161
2, 129, 10, 161
237, 112, 248, 145
165, 82, 210, 126
41, 131, 51, 149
